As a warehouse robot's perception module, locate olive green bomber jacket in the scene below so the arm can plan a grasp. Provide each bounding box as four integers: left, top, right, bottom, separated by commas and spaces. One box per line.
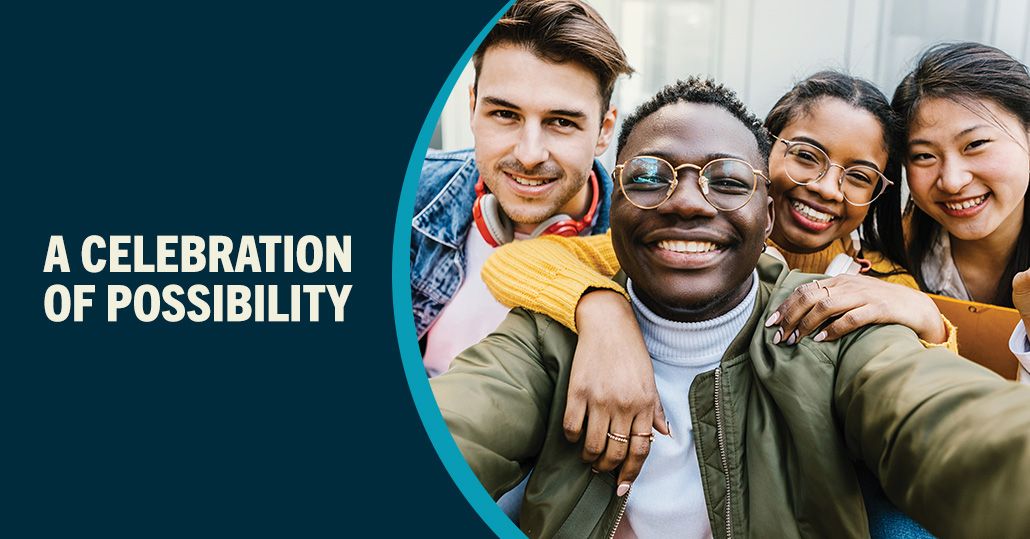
430, 255, 1030, 538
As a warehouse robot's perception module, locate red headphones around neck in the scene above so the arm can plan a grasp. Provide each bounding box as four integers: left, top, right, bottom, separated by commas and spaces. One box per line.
472, 170, 600, 248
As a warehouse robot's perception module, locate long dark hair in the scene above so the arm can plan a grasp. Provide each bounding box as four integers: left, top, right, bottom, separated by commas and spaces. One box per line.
892, 42, 1030, 306
764, 70, 908, 272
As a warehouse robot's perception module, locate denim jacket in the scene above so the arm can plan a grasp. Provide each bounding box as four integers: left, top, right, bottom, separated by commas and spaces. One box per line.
410, 148, 613, 339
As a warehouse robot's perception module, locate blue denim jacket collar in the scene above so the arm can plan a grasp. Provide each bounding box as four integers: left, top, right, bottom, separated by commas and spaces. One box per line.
412, 152, 479, 250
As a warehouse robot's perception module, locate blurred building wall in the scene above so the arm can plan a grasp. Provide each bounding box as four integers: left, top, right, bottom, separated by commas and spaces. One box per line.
432, 0, 1030, 171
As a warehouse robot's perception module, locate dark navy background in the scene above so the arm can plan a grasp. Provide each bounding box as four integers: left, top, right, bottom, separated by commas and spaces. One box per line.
5, 2, 503, 536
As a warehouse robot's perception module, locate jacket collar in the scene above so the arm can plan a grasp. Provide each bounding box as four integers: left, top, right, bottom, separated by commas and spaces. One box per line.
412, 153, 480, 249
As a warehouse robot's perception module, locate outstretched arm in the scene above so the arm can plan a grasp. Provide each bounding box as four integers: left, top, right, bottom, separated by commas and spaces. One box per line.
430, 309, 556, 499
836, 325, 1030, 536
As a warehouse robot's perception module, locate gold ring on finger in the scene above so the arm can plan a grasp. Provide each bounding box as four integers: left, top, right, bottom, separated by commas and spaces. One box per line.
606, 432, 629, 444
631, 432, 655, 442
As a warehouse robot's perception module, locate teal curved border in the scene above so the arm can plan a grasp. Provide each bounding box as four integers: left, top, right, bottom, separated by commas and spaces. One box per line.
391, 2, 522, 538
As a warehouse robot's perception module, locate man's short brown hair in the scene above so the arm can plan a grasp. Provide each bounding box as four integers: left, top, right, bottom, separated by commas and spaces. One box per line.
471, 0, 633, 113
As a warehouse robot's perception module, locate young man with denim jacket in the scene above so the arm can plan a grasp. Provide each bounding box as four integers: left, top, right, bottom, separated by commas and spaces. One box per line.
410, 0, 632, 375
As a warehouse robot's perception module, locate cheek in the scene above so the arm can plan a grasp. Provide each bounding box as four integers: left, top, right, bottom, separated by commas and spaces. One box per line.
770, 174, 797, 199
978, 156, 1029, 196
471, 121, 510, 157
552, 135, 600, 171
736, 206, 772, 249
905, 166, 938, 206
840, 204, 869, 230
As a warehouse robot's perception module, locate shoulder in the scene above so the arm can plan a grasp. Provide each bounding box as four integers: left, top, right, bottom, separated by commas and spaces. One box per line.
448, 308, 579, 378
419, 149, 477, 191
422, 148, 476, 177
424, 147, 476, 163
861, 249, 918, 288
414, 148, 479, 220
501, 308, 578, 351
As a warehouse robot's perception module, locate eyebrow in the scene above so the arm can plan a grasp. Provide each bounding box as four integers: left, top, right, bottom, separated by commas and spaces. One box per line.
480, 96, 587, 119
909, 124, 995, 147
790, 135, 883, 171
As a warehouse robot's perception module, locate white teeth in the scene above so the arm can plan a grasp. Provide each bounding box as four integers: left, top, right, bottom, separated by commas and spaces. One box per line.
657, 240, 719, 254
791, 200, 835, 223
944, 195, 987, 210
510, 174, 551, 186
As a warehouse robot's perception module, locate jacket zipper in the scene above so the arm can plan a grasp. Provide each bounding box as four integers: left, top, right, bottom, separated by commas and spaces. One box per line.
607, 488, 630, 539
714, 367, 732, 539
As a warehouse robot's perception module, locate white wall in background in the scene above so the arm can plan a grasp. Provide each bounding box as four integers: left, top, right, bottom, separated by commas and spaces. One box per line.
433, 0, 1030, 173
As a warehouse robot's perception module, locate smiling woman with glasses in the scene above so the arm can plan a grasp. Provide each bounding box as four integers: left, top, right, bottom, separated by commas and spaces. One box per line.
773, 135, 893, 207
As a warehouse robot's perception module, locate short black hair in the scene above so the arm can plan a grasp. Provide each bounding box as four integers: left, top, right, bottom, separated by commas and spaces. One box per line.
616, 77, 772, 163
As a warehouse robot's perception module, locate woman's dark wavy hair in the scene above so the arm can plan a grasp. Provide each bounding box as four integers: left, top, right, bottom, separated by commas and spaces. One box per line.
892, 42, 1030, 306
764, 70, 908, 275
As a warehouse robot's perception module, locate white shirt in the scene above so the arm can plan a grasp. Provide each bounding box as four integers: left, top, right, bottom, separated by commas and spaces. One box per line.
1009, 320, 1030, 382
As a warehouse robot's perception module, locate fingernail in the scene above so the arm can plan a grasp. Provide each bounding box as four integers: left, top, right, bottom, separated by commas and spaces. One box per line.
617, 482, 631, 497
814, 331, 827, 342
667, 421, 673, 439
786, 329, 799, 346
764, 311, 780, 327
772, 328, 782, 344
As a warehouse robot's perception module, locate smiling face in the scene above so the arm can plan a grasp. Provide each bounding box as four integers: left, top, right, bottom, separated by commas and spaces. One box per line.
768, 97, 889, 253
611, 102, 773, 322
906, 97, 1030, 242
470, 44, 616, 234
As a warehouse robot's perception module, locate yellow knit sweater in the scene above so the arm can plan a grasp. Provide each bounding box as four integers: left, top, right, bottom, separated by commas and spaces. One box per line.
481, 231, 955, 349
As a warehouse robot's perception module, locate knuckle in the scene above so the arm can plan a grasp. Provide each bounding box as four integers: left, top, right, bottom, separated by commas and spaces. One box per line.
630, 443, 650, 459
841, 311, 860, 327
813, 299, 831, 316
583, 442, 604, 457
614, 396, 637, 411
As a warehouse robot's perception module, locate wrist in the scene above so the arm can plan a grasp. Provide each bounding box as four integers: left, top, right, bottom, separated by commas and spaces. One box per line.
575, 289, 632, 331
920, 316, 948, 344
917, 296, 947, 344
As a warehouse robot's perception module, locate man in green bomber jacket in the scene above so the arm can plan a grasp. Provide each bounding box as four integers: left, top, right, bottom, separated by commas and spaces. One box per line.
429, 78, 1030, 538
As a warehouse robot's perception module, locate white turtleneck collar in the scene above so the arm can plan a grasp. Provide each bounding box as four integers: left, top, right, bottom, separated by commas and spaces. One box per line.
626, 271, 758, 367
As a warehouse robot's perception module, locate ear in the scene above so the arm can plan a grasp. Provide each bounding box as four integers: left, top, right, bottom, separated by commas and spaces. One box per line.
467, 83, 477, 128
763, 193, 776, 240
594, 105, 617, 156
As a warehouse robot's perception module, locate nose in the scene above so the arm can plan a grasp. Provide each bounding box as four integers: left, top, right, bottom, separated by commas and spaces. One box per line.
656, 171, 719, 219
807, 165, 845, 202
512, 125, 549, 169
936, 156, 973, 194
